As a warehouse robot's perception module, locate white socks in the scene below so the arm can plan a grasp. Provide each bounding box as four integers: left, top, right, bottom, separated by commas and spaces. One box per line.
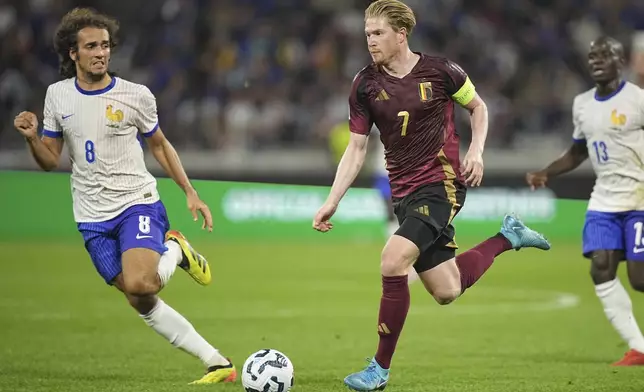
146, 243, 228, 368
595, 278, 644, 353
141, 298, 229, 367
157, 241, 181, 287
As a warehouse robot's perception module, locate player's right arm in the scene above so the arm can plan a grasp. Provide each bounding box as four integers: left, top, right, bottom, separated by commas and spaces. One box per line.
326, 132, 369, 205
526, 142, 588, 189
326, 72, 372, 206
526, 97, 588, 190
313, 72, 371, 232
14, 90, 64, 172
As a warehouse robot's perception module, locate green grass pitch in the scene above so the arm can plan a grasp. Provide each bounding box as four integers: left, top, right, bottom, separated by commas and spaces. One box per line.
1, 238, 643, 392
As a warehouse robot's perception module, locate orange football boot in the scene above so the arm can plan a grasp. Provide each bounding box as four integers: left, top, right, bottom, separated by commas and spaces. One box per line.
613, 349, 644, 366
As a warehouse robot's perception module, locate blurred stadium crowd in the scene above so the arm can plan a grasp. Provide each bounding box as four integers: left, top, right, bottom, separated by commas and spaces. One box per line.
1, 0, 643, 152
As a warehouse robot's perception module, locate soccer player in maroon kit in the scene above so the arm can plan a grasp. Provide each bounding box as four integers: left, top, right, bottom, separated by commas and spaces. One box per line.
312, 1, 552, 390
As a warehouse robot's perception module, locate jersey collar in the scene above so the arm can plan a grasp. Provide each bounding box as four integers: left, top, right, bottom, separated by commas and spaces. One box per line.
75, 76, 117, 96
594, 80, 626, 102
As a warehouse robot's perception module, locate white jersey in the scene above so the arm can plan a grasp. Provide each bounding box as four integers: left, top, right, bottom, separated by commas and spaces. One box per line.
572, 81, 644, 212
43, 77, 160, 222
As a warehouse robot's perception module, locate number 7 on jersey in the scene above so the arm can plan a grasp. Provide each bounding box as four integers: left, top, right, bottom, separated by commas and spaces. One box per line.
398, 111, 409, 136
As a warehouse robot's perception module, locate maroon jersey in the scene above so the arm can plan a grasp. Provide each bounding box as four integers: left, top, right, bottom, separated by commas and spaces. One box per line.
349, 53, 474, 199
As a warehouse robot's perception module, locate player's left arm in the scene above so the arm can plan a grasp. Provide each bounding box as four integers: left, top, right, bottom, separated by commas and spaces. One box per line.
444, 60, 488, 186
459, 93, 487, 154
144, 128, 192, 193
138, 88, 213, 231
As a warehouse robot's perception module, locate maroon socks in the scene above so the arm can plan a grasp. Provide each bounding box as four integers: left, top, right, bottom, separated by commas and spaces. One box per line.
373, 234, 512, 368
456, 233, 512, 293
374, 275, 410, 369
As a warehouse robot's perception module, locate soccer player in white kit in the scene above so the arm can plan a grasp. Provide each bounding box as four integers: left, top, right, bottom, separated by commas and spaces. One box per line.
13, 8, 237, 383
527, 36, 644, 366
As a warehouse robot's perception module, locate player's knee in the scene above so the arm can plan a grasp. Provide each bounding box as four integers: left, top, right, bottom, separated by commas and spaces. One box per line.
380, 255, 406, 276
381, 243, 416, 276
590, 266, 615, 285
122, 276, 160, 297
589, 251, 618, 284
432, 288, 461, 305
125, 293, 157, 314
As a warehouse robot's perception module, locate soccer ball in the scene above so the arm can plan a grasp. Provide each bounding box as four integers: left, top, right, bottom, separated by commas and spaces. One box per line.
241, 349, 294, 392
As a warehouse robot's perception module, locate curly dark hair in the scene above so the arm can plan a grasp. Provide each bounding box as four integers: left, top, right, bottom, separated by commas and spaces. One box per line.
53, 8, 119, 79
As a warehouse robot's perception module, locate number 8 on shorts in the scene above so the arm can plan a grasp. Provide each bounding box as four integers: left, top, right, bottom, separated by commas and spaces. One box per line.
139, 215, 151, 234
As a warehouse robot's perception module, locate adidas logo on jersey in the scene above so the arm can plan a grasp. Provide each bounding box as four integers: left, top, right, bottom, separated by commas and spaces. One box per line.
375, 89, 390, 101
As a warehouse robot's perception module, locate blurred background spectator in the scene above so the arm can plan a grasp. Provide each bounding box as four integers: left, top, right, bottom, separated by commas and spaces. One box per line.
1, 0, 643, 167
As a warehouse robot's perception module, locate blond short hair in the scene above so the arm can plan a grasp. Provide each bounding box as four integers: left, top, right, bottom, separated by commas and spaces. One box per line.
365, 0, 416, 36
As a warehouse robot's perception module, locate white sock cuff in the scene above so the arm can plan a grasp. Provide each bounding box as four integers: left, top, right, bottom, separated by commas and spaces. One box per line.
165, 240, 181, 255
141, 298, 165, 322
595, 278, 619, 296
157, 243, 181, 288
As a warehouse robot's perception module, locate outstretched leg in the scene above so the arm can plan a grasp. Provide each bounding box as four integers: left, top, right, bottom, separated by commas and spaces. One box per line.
413, 214, 551, 302
117, 243, 237, 384
116, 202, 234, 384
454, 233, 512, 294
80, 201, 235, 384
453, 208, 556, 294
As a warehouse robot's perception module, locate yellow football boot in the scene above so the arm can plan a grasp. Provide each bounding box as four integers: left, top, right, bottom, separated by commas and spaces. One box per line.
189, 361, 237, 385
165, 230, 211, 286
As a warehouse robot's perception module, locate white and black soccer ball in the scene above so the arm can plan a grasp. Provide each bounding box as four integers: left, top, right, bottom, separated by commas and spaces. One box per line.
241, 349, 294, 392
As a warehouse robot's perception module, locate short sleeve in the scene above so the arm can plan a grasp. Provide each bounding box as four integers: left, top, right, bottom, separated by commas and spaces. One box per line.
443, 60, 476, 107
571, 96, 585, 142
348, 72, 373, 135
42, 87, 62, 139
136, 86, 159, 138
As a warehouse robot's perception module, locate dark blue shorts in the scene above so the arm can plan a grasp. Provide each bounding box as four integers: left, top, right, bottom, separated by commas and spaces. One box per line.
77, 201, 170, 284
582, 210, 644, 261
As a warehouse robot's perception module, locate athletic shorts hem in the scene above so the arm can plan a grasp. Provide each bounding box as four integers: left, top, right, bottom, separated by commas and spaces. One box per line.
581, 248, 625, 260
103, 270, 122, 286
413, 247, 455, 274
120, 241, 168, 256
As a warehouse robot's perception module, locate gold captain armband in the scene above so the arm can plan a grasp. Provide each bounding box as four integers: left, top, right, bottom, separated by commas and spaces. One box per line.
451, 76, 476, 106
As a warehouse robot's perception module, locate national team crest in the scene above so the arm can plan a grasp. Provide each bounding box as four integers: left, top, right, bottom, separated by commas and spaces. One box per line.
105, 104, 124, 128
610, 109, 626, 126
418, 82, 433, 102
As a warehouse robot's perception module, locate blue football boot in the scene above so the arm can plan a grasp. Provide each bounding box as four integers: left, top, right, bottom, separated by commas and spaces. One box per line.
499, 213, 551, 251
344, 358, 389, 391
